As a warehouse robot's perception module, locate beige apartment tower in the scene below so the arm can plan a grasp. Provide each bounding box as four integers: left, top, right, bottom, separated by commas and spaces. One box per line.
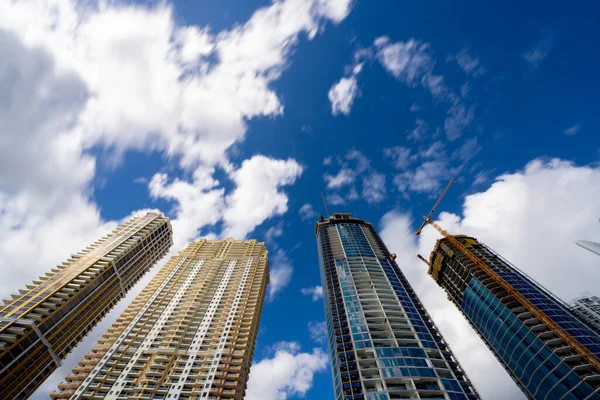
52, 238, 270, 400
0, 212, 173, 399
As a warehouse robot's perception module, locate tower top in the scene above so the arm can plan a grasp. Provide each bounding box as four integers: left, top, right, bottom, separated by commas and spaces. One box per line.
314, 212, 372, 234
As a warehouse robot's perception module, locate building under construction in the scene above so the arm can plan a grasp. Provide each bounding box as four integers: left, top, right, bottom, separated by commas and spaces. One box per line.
428, 235, 600, 399
0, 212, 172, 399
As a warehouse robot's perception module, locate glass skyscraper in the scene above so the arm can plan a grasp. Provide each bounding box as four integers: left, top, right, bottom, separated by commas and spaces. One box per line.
316, 213, 478, 400
428, 235, 600, 399
0, 212, 172, 399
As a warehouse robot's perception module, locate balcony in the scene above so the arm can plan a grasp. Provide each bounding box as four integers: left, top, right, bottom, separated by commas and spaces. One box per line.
50, 389, 75, 399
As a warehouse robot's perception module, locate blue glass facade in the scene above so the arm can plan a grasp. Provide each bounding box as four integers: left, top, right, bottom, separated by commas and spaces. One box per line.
316, 214, 479, 400
429, 236, 600, 400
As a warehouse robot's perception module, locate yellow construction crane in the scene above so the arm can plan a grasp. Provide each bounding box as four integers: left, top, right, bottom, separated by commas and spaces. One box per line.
416, 179, 600, 373
416, 254, 430, 266
415, 178, 455, 236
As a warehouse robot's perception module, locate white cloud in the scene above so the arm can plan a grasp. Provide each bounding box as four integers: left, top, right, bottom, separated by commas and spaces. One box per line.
246, 342, 329, 400
222, 156, 304, 239
452, 136, 482, 162
314, 0, 354, 23
308, 321, 328, 343
451, 48, 485, 77
383, 146, 413, 170
408, 118, 429, 141
324, 167, 355, 189
523, 35, 553, 69
327, 58, 365, 116
374, 36, 434, 86
394, 160, 448, 195
345, 149, 370, 173
301, 285, 324, 301
445, 102, 474, 141
380, 158, 600, 400
0, 0, 352, 288
326, 192, 346, 206
328, 75, 359, 116
473, 169, 492, 186
564, 124, 581, 135
323, 149, 387, 204
265, 222, 284, 243
419, 140, 446, 159
372, 37, 474, 140
422, 73, 448, 99
268, 248, 294, 302
361, 172, 387, 203
0, 29, 114, 295
299, 203, 319, 221
148, 168, 224, 249
148, 156, 303, 250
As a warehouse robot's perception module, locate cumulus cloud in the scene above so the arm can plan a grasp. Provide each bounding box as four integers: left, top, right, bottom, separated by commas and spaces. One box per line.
450, 48, 485, 77
328, 75, 359, 116
383, 146, 412, 170
361, 172, 387, 203
564, 124, 581, 135
268, 248, 294, 302
388, 135, 481, 198
374, 36, 434, 85
148, 168, 224, 248
383, 146, 413, 170
0, 0, 352, 289
222, 156, 304, 239
246, 342, 329, 400
372, 37, 475, 140
380, 158, 600, 400
301, 285, 324, 301
308, 321, 328, 343
326, 193, 346, 206
407, 118, 429, 141
327, 36, 479, 140
523, 35, 554, 69
445, 102, 475, 141
452, 136, 482, 162
1, 0, 354, 169
324, 167, 356, 189
0, 29, 114, 294
148, 155, 304, 248
299, 203, 319, 221
265, 222, 285, 243
394, 160, 449, 195
323, 149, 387, 204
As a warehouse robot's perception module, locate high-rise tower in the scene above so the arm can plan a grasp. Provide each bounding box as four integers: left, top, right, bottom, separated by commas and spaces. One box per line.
428, 235, 600, 399
51, 238, 269, 400
316, 213, 478, 400
571, 292, 600, 333
0, 212, 172, 399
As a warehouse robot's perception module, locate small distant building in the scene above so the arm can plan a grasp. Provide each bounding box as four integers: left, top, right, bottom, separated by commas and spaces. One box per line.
571, 292, 600, 333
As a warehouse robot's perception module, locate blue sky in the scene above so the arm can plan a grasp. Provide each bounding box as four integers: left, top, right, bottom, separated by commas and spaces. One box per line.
1, 0, 600, 399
